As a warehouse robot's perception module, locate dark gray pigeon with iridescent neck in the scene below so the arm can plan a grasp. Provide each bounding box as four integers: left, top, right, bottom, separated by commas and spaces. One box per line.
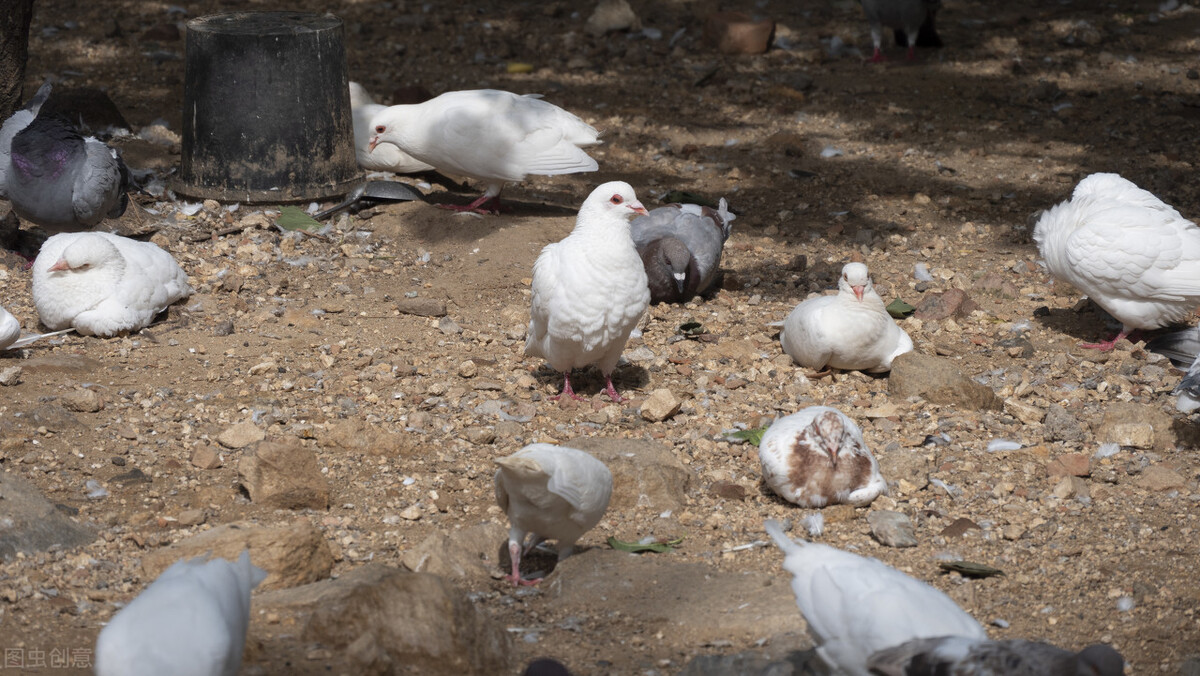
0, 81, 129, 232
867, 636, 1124, 676
631, 198, 734, 304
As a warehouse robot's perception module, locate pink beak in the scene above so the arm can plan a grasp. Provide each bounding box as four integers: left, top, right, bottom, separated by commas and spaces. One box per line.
629, 200, 648, 216
367, 135, 379, 152
48, 259, 70, 272
852, 285, 865, 301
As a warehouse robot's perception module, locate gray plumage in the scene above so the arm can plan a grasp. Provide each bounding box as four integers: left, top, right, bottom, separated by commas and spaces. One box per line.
1, 80, 129, 232
866, 636, 1124, 676
630, 198, 734, 303
861, 0, 942, 61
1145, 327, 1200, 412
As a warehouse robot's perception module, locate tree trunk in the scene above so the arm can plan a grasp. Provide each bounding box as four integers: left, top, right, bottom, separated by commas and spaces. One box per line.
0, 0, 36, 120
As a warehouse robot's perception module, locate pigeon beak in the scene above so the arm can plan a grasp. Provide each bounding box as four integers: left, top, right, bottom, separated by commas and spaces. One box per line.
367, 135, 379, 152
629, 200, 648, 216
48, 258, 70, 272
852, 285, 865, 301
673, 271, 686, 293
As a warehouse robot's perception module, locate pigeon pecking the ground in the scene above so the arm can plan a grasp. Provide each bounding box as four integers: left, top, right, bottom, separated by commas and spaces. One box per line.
525, 181, 649, 402
367, 89, 601, 214
348, 81, 435, 174
32, 231, 192, 337
94, 550, 267, 676
758, 406, 887, 508
494, 443, 613, 586
1034, 172, 1200, 352
765, 519, 988, 676
780, 262, 913, 373
860, 0, 942, 62
0, 81, 130, 232
866, 636, 1126, 676
0, 303, 73, 350
630, 198, 735, 304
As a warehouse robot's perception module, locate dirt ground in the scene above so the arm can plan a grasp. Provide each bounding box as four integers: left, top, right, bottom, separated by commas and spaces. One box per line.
3, 0, 1200, 673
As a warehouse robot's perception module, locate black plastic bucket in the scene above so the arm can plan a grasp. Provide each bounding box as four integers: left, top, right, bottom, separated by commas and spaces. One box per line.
175, 11, 360, 203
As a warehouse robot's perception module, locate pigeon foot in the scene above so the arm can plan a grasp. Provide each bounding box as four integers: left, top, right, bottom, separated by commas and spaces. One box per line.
869, 48, 886, 63
436, 194, 501, 215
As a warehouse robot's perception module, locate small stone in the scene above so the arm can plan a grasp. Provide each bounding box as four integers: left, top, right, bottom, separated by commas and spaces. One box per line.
464, 426, 496, 445
1046, 453, 1090, 478
1003, 398, 1043, 424
238, 438, 330, 510
214, 319, 235, 336
221, 274, 244, 293
914, 289, 979, 320
395, 298, 447, 317
61, 388, 104, 413
1043, 404, 1086, 443
0, 366, 23, 386
438, 316, 462, 334
585, 0, 641, 35
1002, 524, 1026, 540
399, 505, 422, 520
703, 11, 775, 54
709, 480, 746, 501
867, 510, 918, 548
941, 517, 982, 538
1137, 466, 1185, 492
190, 444, 223, 470
1052, 476, 1089, 500
217, 422, 265, 449
458, 360, 477, 378
640, 389, 681, 422
889, 353, 1001, 411
177, 509, 206, 527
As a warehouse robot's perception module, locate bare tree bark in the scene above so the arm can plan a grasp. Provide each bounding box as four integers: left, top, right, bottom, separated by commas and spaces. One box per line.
0, 0, 36, 120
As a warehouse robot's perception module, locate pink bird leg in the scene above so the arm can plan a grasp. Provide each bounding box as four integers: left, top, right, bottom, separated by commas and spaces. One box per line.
603, 375, 623, 403
551, 371, 586, 401
906, 45, 916, 60
869, 47, 886, 63
505, 541, 542, 586
436, 194, 502, 215
1080, 328, 1138, 352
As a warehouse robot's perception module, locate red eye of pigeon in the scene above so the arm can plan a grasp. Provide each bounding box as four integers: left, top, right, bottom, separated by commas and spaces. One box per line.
610, 195, 622, 205
374, 125, 385, 134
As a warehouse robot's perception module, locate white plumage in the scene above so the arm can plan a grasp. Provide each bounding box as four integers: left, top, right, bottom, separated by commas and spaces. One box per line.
525, 181, 650, 401
0, 304, 73, 350
1033, 172, 1200, 351
758, 407, 886, 508
494, 443, 613, 586
367, 89, 600, 213
348, 81, 435, 174
764, 519, 987, 676
94, 550, 267, 676
780, 262, 912, 373
32, 232, 192, 337
866, 636, 1125, 676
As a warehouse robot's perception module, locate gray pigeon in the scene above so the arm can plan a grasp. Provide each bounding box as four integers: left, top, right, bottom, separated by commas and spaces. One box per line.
1, 82, 130, 232
861, 0, 942, 62
866, 636, 1124, 676
630, 198, 734, 304
1145, 327, 1200, 413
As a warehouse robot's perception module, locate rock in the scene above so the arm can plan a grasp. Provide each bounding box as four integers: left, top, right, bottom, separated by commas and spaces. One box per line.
395, 297, 447, 317
0, 366, 21, 386
703, 11, 775, 55
256, 565, 512, 674
1052, 476, 1089, 500
551, 549, 806, 646
709, 480, 746, 501
399, 521, 509, 580
1043, 403, 1086, 443
320, 419, 414, 457
1137, 466, 1186, 492
888, 352, 1002, 411
913, 289, 979, 320
867, 510, 918, 548
940, 517, 982, 538
1095, 402, 1172, 450
463, 426, 496, 445
142, 521, 333, 590
1002, 524, 1026, 540
189, 444, 223, 469
61, 387, 104, 413
1046, 453, 1090, 478
238, 438, 330, 510
875, 442, 930, 494
0, 472, 94, 562
438, 316, 462, 334
458, 360, 477, 378
585, 0, 640, 36
141, 22, 180, 42
217, 421, 265, 449
567, 437, 694, 512
177, 509, 206, 527
1003, 398, 1043, 424
972, 272, 1020, 299
640, 388, 681, 422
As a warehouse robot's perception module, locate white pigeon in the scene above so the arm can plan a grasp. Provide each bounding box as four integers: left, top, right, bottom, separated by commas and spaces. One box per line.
758, 407, 886, 508
1, 80, 130, 232
860, 0, 942, 62
1034, 172, 1200, 351
367, 89, 601, 214
0, 304, 73, 350
630, 198, 735, 304
94, 550, 267, 676
525, 181, 649, 401
765, 519, 987, 676
348, 81, 435, 174
32, 231, 192, 337
494, 443, 613, 586
866, 636, 1125, 676
780, 262, 913, 373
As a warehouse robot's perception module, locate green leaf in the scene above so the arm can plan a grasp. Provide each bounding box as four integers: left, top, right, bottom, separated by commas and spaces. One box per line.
276, 206, 322, 232
938, 560, 1005, 578
886, 298, 916, 318
662, 191, 716, 208
607, 535, 684, 554
724, 426, 768, 446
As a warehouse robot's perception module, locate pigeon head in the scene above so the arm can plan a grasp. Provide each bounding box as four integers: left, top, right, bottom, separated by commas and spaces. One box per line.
809, 410, 847, 464
47, 233, 124, 277
1076, 644, 1124, 676
655, 238, 693, 293
839, 262, 872, 302
579, 181, 647, 224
